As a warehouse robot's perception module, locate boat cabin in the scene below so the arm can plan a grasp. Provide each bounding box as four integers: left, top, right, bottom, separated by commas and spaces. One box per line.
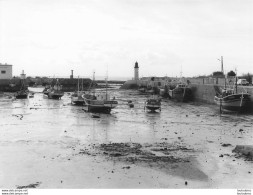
96, 93, 112, 101
176, 83, 187, 88
221, 89, 234, 97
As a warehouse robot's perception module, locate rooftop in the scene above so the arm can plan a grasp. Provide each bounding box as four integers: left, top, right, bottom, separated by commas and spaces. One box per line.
0, 63, 12, 66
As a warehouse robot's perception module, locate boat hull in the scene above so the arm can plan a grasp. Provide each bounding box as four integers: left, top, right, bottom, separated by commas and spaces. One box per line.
84, 99, 118, 114
214, 93, 250, 111
71, 96, 85, 105
48, 92, 64, 99
71, 100, 84, 105
83, 105, 112, 114
15, 94, 28, 99
145, 104, 161, 112
145, 98, 161, 112
15, 91, 28, 99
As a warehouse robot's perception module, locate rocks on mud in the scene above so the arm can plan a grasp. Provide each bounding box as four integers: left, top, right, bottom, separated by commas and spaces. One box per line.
221, 143, 232, 147
232, 145, 253, 160
91, 114, 100, 118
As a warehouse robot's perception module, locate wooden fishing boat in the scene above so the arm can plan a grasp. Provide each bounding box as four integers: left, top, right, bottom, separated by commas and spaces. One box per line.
71, 77, 85, 105
83, 72, 118, 114
43, 85, 50, 95
145, 95, 161, 112
15, 79, 28, 99
47, 79, 64, 99
214, 89, 250, 111
213, 59, 251, 112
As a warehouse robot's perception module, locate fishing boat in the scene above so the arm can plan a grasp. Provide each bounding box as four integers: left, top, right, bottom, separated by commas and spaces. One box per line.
214, 58, 251, 112
144, 95, 161, 112
138, 86, 147, 93
83, 72, 118, 114
168, 83, 192, 102
15, 79, 28, 99
71, 77, 85, 105
47, 79, 64, 99
214, 77, 250, 112
43, 85, 50, 95
214, 89, 250, 111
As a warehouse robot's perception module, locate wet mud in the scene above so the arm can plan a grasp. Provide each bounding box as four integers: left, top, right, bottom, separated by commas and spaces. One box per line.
0, 87, 252, 188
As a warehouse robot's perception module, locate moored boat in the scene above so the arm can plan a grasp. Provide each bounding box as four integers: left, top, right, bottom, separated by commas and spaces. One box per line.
83, 72, 118, 114
71, 77, 85, 105
145, 95, 161, 112
15, 79, 28, 99
83, 92, 118, 114
15, 90, 28, 99
214, 88, 250, 112
47, 79, 64, 99
43, 85, 50, 95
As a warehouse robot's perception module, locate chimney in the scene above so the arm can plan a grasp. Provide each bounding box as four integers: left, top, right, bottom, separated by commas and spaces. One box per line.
70, 70, 74, 79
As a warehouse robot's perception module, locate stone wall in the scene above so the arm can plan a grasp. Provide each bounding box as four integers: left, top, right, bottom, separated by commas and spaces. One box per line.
120, 80, 139, 89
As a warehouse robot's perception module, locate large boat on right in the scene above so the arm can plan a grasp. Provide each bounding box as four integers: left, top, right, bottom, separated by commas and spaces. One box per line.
214, 88, 250, 112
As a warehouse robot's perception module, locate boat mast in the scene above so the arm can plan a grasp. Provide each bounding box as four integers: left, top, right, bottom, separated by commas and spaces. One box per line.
77, 76, 79, 92
82, 78, 84, 91
235, 68, 238, 94
106, 66, 108, 100
180, 66, 182, 83
221, 57, 226, 89
93, 71, 95, 96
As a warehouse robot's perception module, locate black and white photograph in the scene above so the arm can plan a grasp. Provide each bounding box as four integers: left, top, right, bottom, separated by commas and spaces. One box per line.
0, 0, 252, 194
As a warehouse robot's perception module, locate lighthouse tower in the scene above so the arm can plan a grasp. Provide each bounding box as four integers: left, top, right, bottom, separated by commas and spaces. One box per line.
134, 61, 139, 81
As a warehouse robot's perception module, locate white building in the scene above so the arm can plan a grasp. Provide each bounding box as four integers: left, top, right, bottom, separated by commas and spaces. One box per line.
0, 63, 13, 79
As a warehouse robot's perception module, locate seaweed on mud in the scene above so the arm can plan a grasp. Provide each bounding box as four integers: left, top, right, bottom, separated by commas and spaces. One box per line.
99, 143, 143, 157
98, 142, 191, 164
16, 182, 41, 189
234, 153, 253, 162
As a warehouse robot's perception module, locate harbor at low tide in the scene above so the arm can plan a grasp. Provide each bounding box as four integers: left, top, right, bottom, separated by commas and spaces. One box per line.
0, 87, 252, 188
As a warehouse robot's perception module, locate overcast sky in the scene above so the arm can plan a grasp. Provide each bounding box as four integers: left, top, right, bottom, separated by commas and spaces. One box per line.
0, 0, 252, 79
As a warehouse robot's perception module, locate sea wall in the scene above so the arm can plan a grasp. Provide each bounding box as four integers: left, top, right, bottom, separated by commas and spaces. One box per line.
0, 78, 93, 92
120, 80, 139, 89
0, 78, 24, 92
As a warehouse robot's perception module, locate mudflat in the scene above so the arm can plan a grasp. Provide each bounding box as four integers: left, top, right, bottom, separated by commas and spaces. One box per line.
0, 88, 252, 188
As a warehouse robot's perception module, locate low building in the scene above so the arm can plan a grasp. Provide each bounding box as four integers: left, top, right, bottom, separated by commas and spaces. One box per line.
0, 63, 13, 79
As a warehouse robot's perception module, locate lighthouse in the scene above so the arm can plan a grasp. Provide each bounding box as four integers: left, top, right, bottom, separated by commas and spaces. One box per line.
134, 61, 139, 81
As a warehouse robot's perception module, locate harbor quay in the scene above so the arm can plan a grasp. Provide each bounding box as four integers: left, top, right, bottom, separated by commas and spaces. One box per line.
121, 76, 253, 112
